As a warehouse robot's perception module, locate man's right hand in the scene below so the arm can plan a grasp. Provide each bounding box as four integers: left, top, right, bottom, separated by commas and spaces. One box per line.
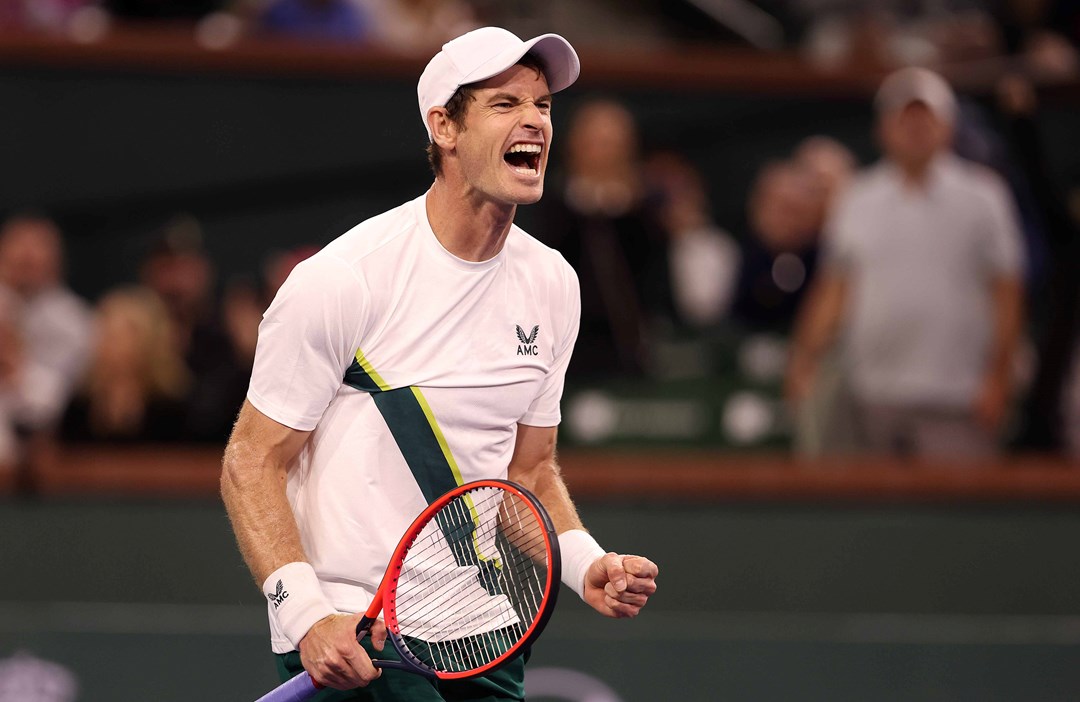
298, 613, 387, 690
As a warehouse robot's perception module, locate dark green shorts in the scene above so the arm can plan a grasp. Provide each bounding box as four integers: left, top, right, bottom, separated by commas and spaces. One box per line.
274, 637, 527, 702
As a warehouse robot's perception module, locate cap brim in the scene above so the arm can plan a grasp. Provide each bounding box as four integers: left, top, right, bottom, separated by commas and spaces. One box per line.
876, 93, 956, 123
874, 68, 957, 123
520, 34, 580, 94
460, 33, 580, 95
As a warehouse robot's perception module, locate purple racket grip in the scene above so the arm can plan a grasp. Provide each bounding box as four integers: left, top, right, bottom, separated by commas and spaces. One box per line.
255, 672, 320, 702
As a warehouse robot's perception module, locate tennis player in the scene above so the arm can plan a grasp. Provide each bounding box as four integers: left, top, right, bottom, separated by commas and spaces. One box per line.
221, 26, 659, 700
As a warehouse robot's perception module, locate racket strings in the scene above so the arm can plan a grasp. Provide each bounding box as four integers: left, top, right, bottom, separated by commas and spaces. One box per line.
398, 541, 542, 653
397, 501, 543, 638
391, 487, 551, 673
398, 495, 517, 670
396, 499, 546, 636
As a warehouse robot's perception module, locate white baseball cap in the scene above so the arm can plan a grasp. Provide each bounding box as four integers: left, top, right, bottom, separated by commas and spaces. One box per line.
874, 67, 958, 124
417, 26, 581, 140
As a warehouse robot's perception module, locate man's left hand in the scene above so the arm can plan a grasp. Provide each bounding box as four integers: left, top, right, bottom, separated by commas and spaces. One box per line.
582, 553, 658, 618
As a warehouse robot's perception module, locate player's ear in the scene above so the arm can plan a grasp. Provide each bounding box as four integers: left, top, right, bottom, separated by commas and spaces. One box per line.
428, 108, 458, 151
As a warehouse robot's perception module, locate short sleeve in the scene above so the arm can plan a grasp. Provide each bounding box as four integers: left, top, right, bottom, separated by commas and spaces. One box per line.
977, 174, 1025, 278
519, 262, 581, 427
247, 254, 368, 431
820, 186, 861, 273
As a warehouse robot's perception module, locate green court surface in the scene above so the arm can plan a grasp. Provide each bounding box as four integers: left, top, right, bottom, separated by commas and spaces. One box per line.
3, 499, 1079, 701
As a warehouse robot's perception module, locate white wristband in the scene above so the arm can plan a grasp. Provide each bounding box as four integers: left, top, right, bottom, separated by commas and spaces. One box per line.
558, 530, 606, 601
262, 562, 336, 648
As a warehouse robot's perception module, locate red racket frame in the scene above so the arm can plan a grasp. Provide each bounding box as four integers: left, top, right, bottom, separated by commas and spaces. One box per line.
354, 479, 561, 680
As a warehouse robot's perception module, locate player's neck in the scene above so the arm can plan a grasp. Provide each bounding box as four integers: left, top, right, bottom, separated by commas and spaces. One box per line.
891, 150, 942, 190
426, 180, 516, 262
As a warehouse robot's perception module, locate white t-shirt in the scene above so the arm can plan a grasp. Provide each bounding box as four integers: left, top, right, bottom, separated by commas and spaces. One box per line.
824, 154, 1024, 407
248, 192, 580, 652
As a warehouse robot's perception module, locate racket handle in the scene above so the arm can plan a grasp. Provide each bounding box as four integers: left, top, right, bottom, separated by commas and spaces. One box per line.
354, 614, 377, 640
254, 672, 321, 702
372, 659, 426, 674
353, 614, 435, 678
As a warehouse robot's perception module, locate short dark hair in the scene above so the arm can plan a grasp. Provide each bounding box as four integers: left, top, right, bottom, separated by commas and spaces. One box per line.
426, 88, 475, 177
426, 53, 547, 178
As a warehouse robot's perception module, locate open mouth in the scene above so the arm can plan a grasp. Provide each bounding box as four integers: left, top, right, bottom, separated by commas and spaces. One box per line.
503, 143, 542, 176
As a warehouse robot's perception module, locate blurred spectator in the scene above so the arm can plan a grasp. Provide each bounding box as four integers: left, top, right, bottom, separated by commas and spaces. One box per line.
221, 244, 318, 367
365, 0, 478, 54
541, 98, 674, 379
793, 135, 857, 221
1067, 341, 1080, 457
644, 151, 740, 328
950, 91, 1049, 291
139, 215, 248, 442
994, 74, 1080, 450
787, 67, 1025, 458
786, 136, 858, 456
0, 214, 93, 434
731, 159, 821, 331
0, 288, 24, 473
798, 2, 1001, 69
475, 0, 671, 52
796, 0, 1079, 75
0, 0, 96, 32
139, 216, 214, 350
259, 0, 371, 42
994, 0, 1080, 80
62, 286, 190, 442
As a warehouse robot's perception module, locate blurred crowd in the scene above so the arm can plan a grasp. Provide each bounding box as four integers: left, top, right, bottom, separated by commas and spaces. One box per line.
538, 65, 1080, 461
0, 211, 321, 480
1, 61, 1078, 469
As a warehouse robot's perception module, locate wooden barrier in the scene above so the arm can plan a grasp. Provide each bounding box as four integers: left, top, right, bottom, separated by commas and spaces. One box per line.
28, 443, 227, 498
0, 24, 880, 93
3, 24, 1078, 98
9, 24, 1078, 97
558, 450, 1080, 502
17, 442, 1080, 503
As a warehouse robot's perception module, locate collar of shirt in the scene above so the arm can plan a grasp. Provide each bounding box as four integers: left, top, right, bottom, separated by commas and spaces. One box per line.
879, 152, 962, 201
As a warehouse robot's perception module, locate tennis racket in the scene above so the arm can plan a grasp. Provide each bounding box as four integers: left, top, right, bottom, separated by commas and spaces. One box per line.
256, 479, 560, 702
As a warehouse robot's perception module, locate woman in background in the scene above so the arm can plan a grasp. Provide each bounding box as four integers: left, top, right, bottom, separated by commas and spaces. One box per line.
63, 287, 190, 443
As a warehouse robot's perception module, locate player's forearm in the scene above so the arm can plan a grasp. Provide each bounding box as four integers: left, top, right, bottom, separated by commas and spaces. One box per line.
507, 454, 584, 535
509, 454, 608, 601
222, 438, 340, 649
531, 460, 586, 535
507, 425, 606, 599
221, 439, 308, 586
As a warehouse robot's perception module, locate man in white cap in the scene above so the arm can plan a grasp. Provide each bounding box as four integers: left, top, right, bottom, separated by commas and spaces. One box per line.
221, 27, 658, 699
787, 67, 1025, 458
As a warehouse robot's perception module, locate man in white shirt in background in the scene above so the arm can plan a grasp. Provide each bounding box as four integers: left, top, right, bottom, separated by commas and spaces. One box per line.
787, 67, 1025, 458
0, 215, 93, 447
